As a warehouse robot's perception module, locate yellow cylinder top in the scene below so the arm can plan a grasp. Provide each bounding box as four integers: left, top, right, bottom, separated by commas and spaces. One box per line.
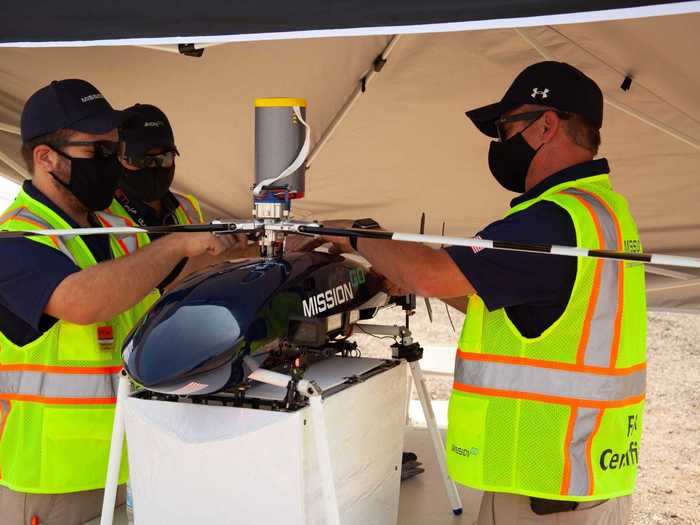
255, 98, 307, 107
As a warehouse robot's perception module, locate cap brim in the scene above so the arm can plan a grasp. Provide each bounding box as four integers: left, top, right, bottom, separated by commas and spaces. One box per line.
70, 108, 125, 135
465, 100, 517, 138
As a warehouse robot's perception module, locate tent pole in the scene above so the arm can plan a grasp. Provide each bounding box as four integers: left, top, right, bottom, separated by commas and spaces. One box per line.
0, 121, 30, 179
0, 150, 30, 180
645, 266, 698, 281
514, 28, 700, 152
0, 122, 20, 135
647, 277, 700, 293
305, 35, 402, 169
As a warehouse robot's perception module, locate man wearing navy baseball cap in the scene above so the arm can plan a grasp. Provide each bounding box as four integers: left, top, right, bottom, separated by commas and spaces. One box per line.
93, 103, 256, 296
0, 80, 240, 524
292, 61, 645, 524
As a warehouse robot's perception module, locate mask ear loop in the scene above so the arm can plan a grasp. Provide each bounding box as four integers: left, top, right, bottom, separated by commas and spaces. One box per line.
516, 113, 548, 157
46, 146, 74, 191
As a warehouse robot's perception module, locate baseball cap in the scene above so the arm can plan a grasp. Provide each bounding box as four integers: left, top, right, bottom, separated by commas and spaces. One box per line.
20, 79, 123, 142
120, 104, 178, 158
466, 61, 604, 138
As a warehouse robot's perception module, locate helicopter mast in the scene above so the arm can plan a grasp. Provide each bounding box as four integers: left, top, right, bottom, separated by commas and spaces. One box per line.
253, 98, 309, 257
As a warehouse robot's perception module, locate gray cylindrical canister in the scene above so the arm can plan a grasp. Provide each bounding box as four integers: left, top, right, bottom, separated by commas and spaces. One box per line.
255, 98, 307, 197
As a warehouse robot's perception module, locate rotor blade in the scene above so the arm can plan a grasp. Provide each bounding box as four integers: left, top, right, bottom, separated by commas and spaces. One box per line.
439, 221, 453, 330
0, 221, 259, 239
292, 225, 700, 269
418, 212, 433, 322
424, 297, 434, 323
445, 303, 456, 332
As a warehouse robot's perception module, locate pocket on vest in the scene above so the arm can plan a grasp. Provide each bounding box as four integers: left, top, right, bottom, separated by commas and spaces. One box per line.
57, 323, 110, 362
40, 406, 118, 491
446, 393, 488, 485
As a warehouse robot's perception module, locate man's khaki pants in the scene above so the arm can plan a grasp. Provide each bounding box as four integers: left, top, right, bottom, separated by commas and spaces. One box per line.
0, 485, 125, 525
476, 492, 632, 525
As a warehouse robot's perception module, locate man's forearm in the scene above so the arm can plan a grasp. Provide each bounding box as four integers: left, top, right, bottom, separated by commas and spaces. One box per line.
355, 238, 474, 298
47, 235, 189, 323
441, 296, 468, 313
164, 243, 260, 292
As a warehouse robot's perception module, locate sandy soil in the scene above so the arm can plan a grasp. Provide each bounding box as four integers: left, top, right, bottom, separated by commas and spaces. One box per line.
353, 303, 700, 524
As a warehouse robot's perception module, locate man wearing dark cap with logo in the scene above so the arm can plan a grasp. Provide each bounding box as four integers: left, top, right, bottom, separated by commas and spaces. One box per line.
96, 103, 255, 299
0, 80, 239, 524
115, 103, 203, 228
292, 62, 646, 523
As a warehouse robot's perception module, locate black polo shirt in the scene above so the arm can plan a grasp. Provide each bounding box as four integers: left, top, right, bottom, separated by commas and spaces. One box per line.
446, 158, 610, 338
0, 181, 113, 346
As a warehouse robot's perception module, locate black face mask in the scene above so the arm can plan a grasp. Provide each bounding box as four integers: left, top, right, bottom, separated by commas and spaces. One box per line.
488, 126, 544, 194
119, 166, 175, 203
50, 149, 122, 211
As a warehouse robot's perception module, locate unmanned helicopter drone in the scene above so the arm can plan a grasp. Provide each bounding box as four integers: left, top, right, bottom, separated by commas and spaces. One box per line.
2, 100, 699, 409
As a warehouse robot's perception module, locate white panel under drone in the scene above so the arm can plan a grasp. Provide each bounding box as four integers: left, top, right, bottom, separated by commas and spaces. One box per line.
124, 358, 408, 525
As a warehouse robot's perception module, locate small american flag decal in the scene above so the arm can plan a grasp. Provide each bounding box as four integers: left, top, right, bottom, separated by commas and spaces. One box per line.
471, 235, 484, 254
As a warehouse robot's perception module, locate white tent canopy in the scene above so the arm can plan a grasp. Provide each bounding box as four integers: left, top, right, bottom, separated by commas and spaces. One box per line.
0, 10, 699, 310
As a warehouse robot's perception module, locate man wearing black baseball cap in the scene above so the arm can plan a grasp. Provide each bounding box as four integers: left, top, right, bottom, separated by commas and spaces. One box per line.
116, 103, 190, 222
95, 103, 256, 293
291, 61, 644, 524
0, 80, 239, 524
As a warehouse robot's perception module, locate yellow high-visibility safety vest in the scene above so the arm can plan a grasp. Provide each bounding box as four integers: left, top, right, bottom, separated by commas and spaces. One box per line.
96, 192, 204, 255
0, 187, 152, 494
446, 174, 646, 501
172, 193, 204, 226
95, 192, 204, 314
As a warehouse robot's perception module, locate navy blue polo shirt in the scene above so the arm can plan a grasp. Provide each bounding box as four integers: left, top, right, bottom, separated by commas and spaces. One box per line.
446, 159, 610, 338
0, 181, 113, 346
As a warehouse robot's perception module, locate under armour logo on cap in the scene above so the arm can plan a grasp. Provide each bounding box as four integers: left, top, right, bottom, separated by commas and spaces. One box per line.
531, 88, 549, 99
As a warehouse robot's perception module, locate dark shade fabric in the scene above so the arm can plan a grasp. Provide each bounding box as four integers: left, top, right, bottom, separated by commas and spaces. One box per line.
0, 1, 688, 44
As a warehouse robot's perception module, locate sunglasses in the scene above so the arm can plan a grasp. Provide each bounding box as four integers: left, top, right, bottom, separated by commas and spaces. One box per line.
51, 140, 120, 158
119, 150, 177, 169
495, 110, 570, 142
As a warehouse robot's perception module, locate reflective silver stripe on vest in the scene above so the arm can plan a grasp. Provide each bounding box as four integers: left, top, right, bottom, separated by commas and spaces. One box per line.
454, 359, 645, 403
14, 209, 78, 264
175, 194, 198, 224
567, 407, 601, 496
0, 371, 118, 400
562, 189, 621, 368
95, 210, 138, 253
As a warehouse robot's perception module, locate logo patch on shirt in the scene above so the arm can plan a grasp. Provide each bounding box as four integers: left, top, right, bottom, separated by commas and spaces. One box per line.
97, 325, 114, 352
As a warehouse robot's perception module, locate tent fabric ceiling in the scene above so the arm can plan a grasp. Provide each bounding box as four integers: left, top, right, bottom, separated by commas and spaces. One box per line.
0, 1, 696, 45
0, 13, 698, 310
